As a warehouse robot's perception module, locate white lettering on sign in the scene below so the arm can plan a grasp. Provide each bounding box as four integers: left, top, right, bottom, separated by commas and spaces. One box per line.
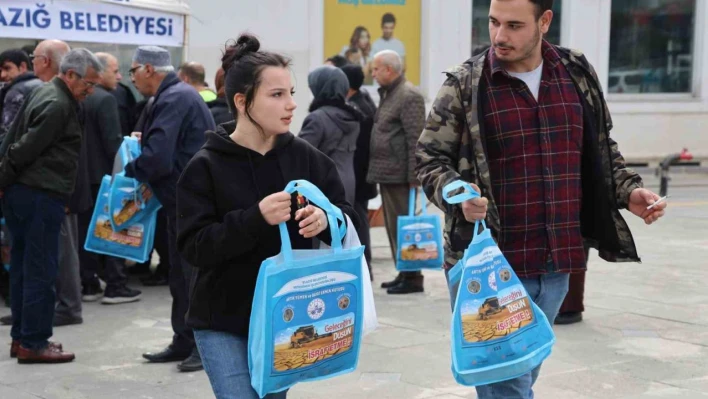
0, 1, 184, 47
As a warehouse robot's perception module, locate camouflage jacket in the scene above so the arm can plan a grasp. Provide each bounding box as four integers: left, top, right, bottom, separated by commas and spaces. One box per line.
415, 46, 643, 269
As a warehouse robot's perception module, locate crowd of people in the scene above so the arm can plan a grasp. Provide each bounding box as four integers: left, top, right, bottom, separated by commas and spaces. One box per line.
0, 0, 667, 398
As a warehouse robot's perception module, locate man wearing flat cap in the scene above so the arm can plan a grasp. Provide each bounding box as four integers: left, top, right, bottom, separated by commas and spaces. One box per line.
127, 46, 215, 372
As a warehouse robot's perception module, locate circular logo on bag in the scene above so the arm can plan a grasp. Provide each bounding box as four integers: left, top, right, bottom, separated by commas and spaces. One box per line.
338, 295, 351, 310
467, 279, 481, 294
414, 233, 422, 242
283, 307, 294, 323
307, 298, 326, 320
499, 268, 512, 283
405, 234, 412, 241
488, 272, 497, 291
426, 232, 433, 240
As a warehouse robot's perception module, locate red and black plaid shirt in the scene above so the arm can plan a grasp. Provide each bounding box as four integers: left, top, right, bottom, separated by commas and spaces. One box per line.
482, 41, 585, 277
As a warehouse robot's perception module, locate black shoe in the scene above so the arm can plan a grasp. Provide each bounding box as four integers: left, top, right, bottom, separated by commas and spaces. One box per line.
140, 274, 169, 287
177, 348, 203, 372
53, 315, 83, 327
554, 312, 583, 325
143, 345, 191, 363
0, 314, 12, 325
381, 274, 403, 289
81, 284, 103, 302
101, 286, 142, 304
387, 280, 424, 295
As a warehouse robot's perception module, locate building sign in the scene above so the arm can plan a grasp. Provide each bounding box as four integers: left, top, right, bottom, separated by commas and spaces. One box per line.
0, 0, 184, 47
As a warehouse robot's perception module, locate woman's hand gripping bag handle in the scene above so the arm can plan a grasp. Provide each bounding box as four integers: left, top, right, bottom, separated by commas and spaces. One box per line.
109, 137, 161, 231
442, 180, 556, 387
249, 180, 366, 398
395, 188, 445, 271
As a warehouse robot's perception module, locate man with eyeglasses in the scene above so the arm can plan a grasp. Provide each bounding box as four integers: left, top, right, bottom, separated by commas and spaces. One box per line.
31, 40, 70, 83
126, 46, 214, 372
0, 48, 102, 364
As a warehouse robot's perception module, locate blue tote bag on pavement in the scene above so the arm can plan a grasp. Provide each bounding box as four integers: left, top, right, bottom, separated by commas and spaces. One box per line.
396, 188, 444, 271
443, 180, 556, 387
249, 180, 365, 398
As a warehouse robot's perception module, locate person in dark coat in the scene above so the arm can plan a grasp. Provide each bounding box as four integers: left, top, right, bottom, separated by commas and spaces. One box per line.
206, 67, 233, 125
0, 49, 43, 142
299, 65, 360, 206
110, 81, 138, 137
177, 34, 358, 399
126, 46, 215, 372
78, 52, 142, 304
340, 64, 378, 276
0, 48, 103, 364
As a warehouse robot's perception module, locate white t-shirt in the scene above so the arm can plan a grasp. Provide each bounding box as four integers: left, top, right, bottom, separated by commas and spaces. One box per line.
507, 61, 544, 101
371, 37, 406, 58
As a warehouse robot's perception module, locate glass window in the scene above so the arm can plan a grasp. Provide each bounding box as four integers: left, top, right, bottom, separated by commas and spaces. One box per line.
608, 0, 696, 94
471, 0, 563, 56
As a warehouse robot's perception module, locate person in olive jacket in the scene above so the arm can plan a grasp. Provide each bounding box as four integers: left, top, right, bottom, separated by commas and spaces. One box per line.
0, 49, 102, 364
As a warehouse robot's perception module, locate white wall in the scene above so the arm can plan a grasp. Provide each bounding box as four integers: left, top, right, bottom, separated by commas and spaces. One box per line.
185, 0, 314, 132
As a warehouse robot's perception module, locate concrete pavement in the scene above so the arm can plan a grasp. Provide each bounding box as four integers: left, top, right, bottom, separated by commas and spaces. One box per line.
1, 174, 707, 398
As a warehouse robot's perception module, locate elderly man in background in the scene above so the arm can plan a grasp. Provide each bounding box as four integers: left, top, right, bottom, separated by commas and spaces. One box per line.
178, 62, 216, 102
0, 49, 102, 364
31, 40, 71, 83
78, 52, 142, 305
128, 46, 214, 372
368, 50, 427, 294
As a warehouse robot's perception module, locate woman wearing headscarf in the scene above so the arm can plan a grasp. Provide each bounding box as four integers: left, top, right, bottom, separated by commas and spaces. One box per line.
299, 65, 360, 206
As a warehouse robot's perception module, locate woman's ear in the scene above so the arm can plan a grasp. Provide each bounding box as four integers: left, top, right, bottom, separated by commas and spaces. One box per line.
233, 93, 246, 114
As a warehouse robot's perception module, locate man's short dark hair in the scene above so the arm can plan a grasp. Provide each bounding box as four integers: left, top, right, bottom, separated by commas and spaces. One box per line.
179, 62, 206, 84
530, 0, 554, 19
340, 64, 364, 91
325, 55, 349, 68
381, 13, 396, 26
0, 49, 30, 70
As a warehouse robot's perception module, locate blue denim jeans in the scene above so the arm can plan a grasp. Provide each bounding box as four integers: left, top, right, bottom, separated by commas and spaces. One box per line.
194, 329, 288, 399
3, 184, 65, 350
445, 268, 570, 399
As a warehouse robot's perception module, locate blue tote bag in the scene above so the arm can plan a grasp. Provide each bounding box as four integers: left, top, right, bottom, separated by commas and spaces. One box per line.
396, 188, 444, 271
443, 180, 555, 387
84, 175, 157, 263
108, 137, 161, 231
249, 180, 365, 398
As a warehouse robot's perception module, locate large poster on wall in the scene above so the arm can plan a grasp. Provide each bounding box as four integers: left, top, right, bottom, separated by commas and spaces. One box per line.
324, 0, 421, 88
0, 0, 184, 47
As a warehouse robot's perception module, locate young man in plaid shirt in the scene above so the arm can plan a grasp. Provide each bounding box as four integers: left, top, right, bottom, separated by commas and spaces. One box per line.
416, 0, 666, 397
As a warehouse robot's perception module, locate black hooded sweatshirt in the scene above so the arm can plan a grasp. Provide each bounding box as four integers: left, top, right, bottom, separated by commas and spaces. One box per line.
177, 122, 358, 337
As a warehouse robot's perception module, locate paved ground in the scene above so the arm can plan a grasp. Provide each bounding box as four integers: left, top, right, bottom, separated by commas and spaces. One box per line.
1, 173, 707, 398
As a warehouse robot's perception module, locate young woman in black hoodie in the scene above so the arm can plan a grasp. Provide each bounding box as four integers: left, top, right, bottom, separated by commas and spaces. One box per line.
176, 34, 358, 399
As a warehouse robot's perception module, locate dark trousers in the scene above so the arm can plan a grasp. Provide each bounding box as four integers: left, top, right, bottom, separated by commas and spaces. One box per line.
165, 207, 195, 351
380, 184, 421, 279
137, 208, 171, 277
55, 214, 82, 319
78, 184, 127, 290
354, 200, 372, 271
559, 246, 590, 314
4, 184, 64, 350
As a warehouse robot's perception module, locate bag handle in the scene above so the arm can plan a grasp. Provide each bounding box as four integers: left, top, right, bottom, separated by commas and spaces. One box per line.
278, 180, 346, 263
442, 180, 488, 244
408, 188, 428, 216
